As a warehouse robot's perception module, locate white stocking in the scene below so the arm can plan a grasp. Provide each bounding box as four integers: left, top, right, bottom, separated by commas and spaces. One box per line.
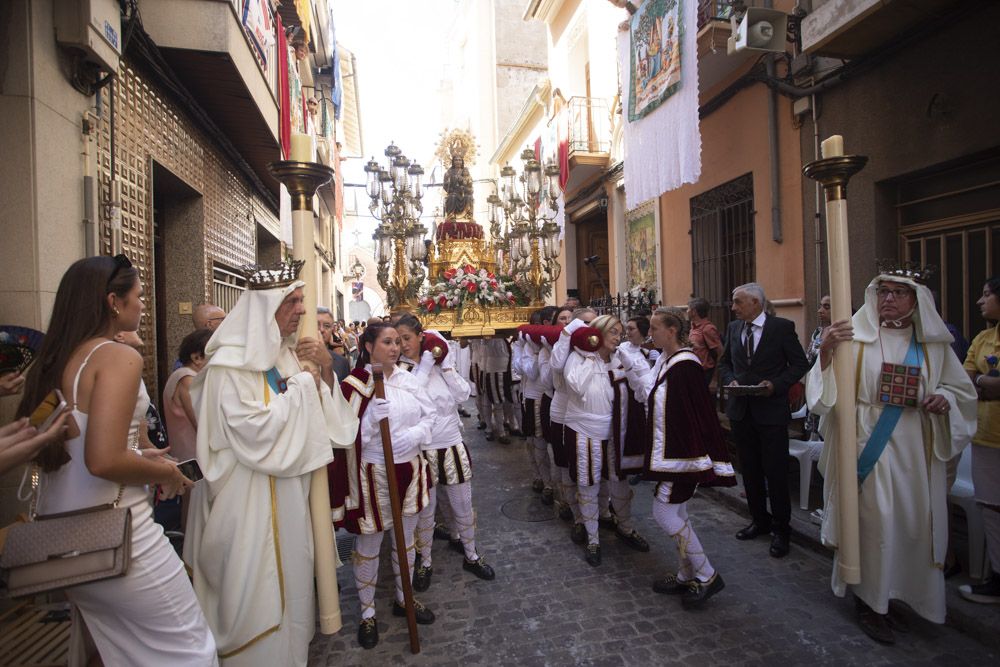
598, 479, 611, 519
608, 478, 634, 533
652, 499, 714, 582
353, 532, 384, 620
577, 482, 601, 545
416, 486, 437, 566
444, 481, 478, 561
388, 513, 420, 603
560, 468, 580, 521
532, 437, 552, 486
436, 485, 458, 540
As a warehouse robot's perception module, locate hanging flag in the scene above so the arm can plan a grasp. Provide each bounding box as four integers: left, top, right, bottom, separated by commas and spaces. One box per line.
618, 0, 701, 208
242, 0, 275, 69
277, 14, 291, 159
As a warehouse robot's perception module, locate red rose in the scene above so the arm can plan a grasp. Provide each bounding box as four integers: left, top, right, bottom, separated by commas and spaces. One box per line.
467, 283, 477, 293
490, 280, 497, 288
487, 272, 494, 279
464, 264, 475, 274
444, 268, 457, 279
437, 295, 447, 305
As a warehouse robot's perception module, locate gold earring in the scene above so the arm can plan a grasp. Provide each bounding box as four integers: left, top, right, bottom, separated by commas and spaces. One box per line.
112, 307, 120, 317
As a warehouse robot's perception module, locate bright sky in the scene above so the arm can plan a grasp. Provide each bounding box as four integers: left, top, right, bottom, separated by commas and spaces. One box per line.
332, 0, 461, 248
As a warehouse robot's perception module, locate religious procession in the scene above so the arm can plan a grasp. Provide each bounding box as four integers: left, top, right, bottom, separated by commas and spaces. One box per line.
1, 0, 999, 665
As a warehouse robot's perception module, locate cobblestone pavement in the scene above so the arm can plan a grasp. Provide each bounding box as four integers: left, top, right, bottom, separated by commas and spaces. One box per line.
309, 411, 997, 666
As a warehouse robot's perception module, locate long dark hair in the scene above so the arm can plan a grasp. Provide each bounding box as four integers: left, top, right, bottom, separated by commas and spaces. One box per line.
17, 255, 139, 471
356, 322, 394, 370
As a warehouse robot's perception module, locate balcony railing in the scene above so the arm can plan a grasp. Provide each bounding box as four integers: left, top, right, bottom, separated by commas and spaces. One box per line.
567, 96, 610, 156
697, 0, 733, 30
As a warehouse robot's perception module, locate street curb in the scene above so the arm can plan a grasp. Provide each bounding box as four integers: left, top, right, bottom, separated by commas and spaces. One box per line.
699, 486, 1000, 653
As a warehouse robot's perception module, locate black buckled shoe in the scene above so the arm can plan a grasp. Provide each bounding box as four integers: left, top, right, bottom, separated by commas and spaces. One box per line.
476, 421, 487, 430
570, 523, 587, 545
392, 599, 435, 625
448, 537, 464, 555
531, 478, 544, 492
557, 503, 574, 522
433, 523, 451, 541
680, 573, 725, 609
735, 521, 771, 541
357, 617, 378, 649
541, 487, 554, 505
585, 544, 602, 567
652, 573, 691, 595
498, 435, 511, 444
485, 431, 496, 441
769, 532, 790, 558
510, 428, 524, 438
855, 597, 894, 645
616, 527, 650, 552
412, 564, 433, 592
598, 515, 617, 531
463, 556, 496, 581
458, 408, 471, 418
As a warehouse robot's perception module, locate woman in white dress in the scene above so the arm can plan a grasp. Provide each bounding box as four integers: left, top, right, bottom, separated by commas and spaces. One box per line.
16, 254, 216, 665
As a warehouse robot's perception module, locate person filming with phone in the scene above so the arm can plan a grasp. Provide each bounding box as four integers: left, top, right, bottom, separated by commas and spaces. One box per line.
13, 254, 217, 664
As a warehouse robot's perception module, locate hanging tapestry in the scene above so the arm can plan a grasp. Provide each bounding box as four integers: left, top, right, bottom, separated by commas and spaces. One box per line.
627, 0, 683, 121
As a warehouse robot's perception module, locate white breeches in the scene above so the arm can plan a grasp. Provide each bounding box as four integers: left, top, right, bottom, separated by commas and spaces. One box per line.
528, 436, 552, 485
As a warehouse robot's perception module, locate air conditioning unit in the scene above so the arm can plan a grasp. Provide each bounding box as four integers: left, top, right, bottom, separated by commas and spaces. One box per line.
727, 7, 788, 55
54, 0, 122, 72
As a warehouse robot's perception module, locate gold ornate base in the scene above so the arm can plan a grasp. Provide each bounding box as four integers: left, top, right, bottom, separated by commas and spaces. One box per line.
428, 238, 496, 283
419, 304, 533, 338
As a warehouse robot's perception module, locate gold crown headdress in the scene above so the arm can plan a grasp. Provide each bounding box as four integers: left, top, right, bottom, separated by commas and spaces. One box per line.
238, 260, 305, 290
875, 259, 936, 285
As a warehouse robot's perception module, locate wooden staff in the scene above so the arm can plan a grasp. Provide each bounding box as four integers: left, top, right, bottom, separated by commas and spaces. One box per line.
803, 135, 868, 586
371, 362, 421, 654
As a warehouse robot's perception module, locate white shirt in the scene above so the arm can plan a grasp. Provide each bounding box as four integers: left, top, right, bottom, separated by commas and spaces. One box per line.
360, 366, 433, 465
563, 350, 614, 441
742, 311, 767, 351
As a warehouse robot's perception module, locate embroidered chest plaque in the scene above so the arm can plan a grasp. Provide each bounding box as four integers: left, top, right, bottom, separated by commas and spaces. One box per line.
878, 362, 920, 408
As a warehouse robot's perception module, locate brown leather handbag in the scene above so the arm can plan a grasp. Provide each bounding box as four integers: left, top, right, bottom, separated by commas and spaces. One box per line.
1, 468, 132, 598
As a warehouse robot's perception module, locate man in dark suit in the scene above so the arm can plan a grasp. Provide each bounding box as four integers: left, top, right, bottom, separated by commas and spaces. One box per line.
718, 283, 810, 558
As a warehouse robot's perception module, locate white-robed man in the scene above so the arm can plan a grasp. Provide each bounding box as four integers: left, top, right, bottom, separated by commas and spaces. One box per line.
184, 263, 359, 666
806, 267, 976, 645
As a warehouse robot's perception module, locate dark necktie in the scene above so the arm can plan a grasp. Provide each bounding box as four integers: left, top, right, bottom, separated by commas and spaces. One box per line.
744, 322, 755, 359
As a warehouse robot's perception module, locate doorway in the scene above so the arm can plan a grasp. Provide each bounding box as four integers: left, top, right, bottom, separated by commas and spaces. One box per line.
575, 209, 610, 305
152, 162, 204, 400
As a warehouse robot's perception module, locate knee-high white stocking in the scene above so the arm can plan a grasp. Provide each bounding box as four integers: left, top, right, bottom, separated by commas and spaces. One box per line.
577, 482, 601, 545
416, 486, 437, 567
652, 500, 714, 582
389, 513, 420, 603
444, 481, 478, 560
353, 532, 384, 619
608, 478, 634, 533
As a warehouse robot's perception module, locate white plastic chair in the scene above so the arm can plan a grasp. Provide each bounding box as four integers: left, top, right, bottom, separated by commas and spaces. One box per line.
788, 438, 824, 510
948, 446, 988, 579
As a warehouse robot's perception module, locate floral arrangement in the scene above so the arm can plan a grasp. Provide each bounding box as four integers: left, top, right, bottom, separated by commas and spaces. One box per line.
418, 264, 520, 315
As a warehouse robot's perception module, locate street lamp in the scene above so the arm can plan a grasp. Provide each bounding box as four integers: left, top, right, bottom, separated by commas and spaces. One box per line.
364, 141, 427, 309
494, 147, 562, 304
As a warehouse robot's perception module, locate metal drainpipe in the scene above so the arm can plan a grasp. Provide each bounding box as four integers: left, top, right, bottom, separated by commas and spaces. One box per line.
811, 92, 823, 305
765, 0, 781, 243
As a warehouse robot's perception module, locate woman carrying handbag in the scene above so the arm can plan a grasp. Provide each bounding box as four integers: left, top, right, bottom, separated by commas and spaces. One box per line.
14, 255, 216, 665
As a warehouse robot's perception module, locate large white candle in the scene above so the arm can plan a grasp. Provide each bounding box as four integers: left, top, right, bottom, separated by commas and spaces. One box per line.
821, 134, 844, 158
290, 132, 315, 163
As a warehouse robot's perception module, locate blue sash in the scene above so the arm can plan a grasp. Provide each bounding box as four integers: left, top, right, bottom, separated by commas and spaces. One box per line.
857, 333, 922, 485
264, 367, 287, 395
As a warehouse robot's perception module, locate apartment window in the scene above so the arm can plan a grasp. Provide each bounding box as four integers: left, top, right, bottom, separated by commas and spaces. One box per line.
690, 173, 755, 332
213, 264, 247, 313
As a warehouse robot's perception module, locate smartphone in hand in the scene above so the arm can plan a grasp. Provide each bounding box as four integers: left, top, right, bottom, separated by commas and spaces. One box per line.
177, 458, 204, 483
29, 389, 68, 432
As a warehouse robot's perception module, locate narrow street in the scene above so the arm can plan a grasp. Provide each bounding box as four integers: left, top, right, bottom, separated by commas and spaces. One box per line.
310, 406, 997, 666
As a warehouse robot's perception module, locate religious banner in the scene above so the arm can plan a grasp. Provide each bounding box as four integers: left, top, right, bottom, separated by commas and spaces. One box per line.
625, 200, 660, 292
627, 0, 682, 121
617, 0, 701, 209
241, 0, 274, 70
